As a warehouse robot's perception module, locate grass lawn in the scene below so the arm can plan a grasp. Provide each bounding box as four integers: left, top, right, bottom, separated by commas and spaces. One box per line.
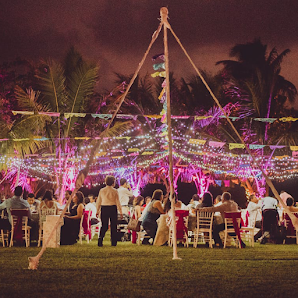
1, 236, 298, 298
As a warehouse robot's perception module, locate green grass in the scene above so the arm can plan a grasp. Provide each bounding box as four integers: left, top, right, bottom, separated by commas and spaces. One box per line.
1, 237, 298, 298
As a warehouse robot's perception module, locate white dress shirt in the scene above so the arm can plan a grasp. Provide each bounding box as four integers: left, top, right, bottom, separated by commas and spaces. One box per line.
117, 186, 133, 206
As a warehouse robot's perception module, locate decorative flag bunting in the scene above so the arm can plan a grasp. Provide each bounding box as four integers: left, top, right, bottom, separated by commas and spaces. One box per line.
12, 111, 34, 115
280, 117, 298, 122
153, 63, 165, 70
292, 151, 298, 157
269, 145, 286, 150
64, 113, 86, 119
229, 143, 245, 150
290, 146, 298, 151
151, 71, 166, 78
249, 144, 265, 149
208, 141, 225, 148
254, 118, 277, 123
152, 53, 165, 61
189, 139, 206, 145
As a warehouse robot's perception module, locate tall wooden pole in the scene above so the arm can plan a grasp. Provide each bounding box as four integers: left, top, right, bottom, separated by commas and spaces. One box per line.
161, 7, 180, 260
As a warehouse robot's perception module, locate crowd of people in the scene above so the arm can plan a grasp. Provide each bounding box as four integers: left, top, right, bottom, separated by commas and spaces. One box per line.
0, 175, 297, 248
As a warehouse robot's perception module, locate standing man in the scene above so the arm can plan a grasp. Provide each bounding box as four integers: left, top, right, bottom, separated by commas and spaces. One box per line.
118, 178, 133, 215
96, 176, 123, 247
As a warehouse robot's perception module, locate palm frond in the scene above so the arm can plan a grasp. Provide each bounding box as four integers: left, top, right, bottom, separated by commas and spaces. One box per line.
36, 59, 66, 112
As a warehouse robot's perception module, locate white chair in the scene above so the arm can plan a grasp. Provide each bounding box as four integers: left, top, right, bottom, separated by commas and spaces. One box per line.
10, 209, 31, 247
283, 212, 298, 244
240, 211, 257, 247
79, 210, 91, 244
38, 203, 57, 247
224, 212, 242, 248
91, 219, 101, 240
0, 210, 9, 247
194, 211, 214, 248
168, 210, 189, 248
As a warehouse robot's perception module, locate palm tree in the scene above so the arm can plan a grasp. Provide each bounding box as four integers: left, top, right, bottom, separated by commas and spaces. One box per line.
217, 38, 297, 144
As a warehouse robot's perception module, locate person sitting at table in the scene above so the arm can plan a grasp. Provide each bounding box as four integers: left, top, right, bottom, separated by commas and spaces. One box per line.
131, 195, 144, 244
60, 191, 84, 245
198, 192, 245, 248
142, 189, 165, 244
196, 192, 213, 209
26, 193, 40, 242
0, 186, 31, 231
84, 196, 99, 225
39, 190, 59, 223
282, 197, 298, 243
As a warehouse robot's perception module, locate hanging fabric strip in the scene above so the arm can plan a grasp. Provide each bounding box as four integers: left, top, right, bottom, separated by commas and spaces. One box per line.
153, 62, 165, 70
64, 113, 86, 119
229, 143, 245, 150
128, 148, 140, 152
151, 71, 166, 78
116, 137, 131, 140
208, 141, 226, 148
194, 115, 213, 121
12, 111, 34, 116
13, 138, 30, 141
290, 146, 298, 151
279, 117, 298, 122
152, 53, 165, 61
292, 151, 298, 157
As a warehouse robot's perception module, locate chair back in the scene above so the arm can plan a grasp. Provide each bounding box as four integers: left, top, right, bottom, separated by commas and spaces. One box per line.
39, 202, 57, 224
10, 209, 29, 241
224, 211, 243, 248
197, 211, 214, 232
247, 210, 257, 228
284, 212, 298, 236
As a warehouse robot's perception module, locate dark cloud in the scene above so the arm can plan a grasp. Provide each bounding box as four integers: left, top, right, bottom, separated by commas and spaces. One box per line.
1, 0, 298, 91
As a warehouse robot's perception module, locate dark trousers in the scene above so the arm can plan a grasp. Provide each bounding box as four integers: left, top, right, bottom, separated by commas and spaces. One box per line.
98, 206, 118, 246
213, 223, 245, 247
0, 218, 11, 230
213, 223, 225, 246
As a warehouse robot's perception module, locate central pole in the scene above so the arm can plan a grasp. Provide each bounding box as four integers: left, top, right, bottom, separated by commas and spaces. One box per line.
161, 7, 180, 260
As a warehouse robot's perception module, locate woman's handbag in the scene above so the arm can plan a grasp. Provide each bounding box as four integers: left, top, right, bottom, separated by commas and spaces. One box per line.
127, 210, 141, 232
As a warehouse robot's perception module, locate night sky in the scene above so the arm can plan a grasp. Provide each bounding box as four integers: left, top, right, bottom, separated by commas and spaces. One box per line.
1, 0, 298, 102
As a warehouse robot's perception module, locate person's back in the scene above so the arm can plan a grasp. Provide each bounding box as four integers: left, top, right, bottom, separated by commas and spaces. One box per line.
0, 186, 31, 224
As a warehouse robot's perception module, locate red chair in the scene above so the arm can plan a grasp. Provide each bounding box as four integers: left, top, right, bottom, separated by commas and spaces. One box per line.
10, 209, 31, 247
79, 210, 91, 244
168, 210, 189, 247
224, 212, 243, 248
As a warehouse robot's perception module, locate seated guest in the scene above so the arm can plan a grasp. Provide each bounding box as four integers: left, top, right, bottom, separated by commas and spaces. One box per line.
26, 193, 40, 242
84, 197, 99, 225
61, 191, 84, 245
27, 193, 40, 213
196, 192, 213, 208
131, 196, 144, 244
246, 194, 262, 241
187, 194, 200, 216
0, 186, 31, 230
139, 197, 152, 222
198, 192, 245, 248
142, 189, 165, 243
214, 195, 222, 207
